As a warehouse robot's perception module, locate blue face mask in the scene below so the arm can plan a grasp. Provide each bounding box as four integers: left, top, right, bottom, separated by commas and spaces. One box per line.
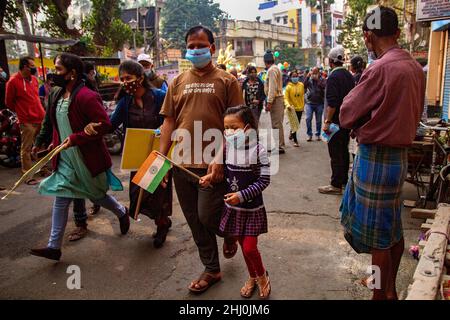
291, 77, 299, 84
185, 47, 212, 69
0, 71, 6, 79
224, 128, 247, 149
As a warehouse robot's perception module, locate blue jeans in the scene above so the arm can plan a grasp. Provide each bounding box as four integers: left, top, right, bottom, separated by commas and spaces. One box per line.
48, 195, 126, 249
305, 103, 324, 137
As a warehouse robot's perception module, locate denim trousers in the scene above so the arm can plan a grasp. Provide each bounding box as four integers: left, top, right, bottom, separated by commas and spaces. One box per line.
48, 195, 126, 249
305, 103, 324, 137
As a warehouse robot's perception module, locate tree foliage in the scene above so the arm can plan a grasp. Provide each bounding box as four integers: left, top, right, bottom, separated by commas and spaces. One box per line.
161, 0, 226, 51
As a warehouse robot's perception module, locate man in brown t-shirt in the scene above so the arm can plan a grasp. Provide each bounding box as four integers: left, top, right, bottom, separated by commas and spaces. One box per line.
159, 26, 243, 294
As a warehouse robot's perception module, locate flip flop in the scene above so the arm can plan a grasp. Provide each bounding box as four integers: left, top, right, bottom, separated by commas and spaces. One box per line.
25, 178, 39, 186
188, 272, 221, 294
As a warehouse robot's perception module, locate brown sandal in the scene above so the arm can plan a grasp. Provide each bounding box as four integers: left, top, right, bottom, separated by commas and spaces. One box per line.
68, 226, 88, 241
223, 238, 238, 259
240, 277, 257, 298
188, 272, 222, 294
256, 271, 271, 299
88, 205, 101, 215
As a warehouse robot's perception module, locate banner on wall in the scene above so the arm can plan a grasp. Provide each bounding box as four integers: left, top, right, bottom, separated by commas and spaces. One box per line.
416, 0, 450, 22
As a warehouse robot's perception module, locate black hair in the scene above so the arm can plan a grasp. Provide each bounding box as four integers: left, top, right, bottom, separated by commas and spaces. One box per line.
185, 26, 215, 44
83, 61, 95, 73
19, 56, 34, 70
115, 60, 155, 101
363, 6, 399, 37
224, 105, 258, 131
289, 70, 299, 79
54, 53, 84, 81
331, 60, 344, 67
263, 50, 275, 64
350, 56, 366, 73
247, 66, 257, 74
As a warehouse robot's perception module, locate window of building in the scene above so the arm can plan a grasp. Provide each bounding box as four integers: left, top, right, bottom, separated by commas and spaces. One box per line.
311, 13, 317, 24
236, 39, 254, 56
283, 16, 288, 24
276, 17, 281, 23
311, 33, 318, 46
263, 19, 272, 24
264, 40, 272, 51
337, 19, 342, 27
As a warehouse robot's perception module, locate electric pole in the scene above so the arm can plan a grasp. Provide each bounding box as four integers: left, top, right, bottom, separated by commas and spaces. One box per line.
154, 0, 161, 67
320, 0, 326, 67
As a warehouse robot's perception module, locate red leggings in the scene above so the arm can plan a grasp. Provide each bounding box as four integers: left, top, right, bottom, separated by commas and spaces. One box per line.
238, 236, 265, 277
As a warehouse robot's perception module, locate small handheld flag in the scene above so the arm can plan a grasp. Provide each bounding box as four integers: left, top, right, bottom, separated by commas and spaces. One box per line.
132, 151, 172, 194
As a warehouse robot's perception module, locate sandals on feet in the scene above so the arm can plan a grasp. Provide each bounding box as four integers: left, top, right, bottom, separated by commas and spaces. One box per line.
25, 178, 39, 186
240, 277, 257, 298
223, 238, 238, 259
88, 205, 101, 215
188, 272, 222, 294
256, 271, 271, 299
68, 226, 88, 241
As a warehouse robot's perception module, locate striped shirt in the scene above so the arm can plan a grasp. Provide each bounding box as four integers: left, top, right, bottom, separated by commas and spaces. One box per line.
225, 141, 270, 204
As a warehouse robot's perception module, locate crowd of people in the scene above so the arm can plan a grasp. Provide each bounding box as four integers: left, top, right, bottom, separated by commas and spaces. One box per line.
1, 6, 426, 300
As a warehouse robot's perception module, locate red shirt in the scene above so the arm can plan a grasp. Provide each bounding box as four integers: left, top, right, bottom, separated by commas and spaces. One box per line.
340, 46, 425, 148
5, 72, 45, 124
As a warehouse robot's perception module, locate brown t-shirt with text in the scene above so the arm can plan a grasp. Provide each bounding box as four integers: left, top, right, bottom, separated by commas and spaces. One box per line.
160, 63, 244, 168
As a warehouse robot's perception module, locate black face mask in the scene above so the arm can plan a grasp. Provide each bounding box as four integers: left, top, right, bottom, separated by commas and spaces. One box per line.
53, 73, 71, 88
30, 67, 37, 76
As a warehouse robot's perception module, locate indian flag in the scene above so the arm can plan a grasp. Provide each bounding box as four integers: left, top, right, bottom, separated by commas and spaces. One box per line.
132, 151, 172, 193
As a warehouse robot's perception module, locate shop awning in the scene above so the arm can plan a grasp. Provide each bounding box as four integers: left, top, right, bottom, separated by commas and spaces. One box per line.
0, 32, 78, 45
432, 20, 450, 32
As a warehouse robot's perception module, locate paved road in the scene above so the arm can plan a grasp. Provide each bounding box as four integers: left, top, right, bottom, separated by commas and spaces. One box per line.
0, 112, 422, 299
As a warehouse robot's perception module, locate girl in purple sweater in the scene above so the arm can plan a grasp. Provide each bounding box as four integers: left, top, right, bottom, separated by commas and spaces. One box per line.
200, 106, 271, 299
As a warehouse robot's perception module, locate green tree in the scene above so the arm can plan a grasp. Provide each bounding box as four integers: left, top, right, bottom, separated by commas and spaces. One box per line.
161, 0, 226, 51
82, 0, 133, 56
337, 11, 367, 57
275, 47, 306, 68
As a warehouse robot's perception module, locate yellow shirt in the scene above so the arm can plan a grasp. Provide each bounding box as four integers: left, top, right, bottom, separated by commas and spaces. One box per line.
284, 82, 305, 111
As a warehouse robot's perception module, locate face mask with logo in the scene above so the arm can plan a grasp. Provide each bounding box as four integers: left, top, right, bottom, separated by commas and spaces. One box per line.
291, 77, 299, 84
53, 73, 71, 88
185, 47, 212, 69
224, 127, 248, 149
122, 79, 141, 95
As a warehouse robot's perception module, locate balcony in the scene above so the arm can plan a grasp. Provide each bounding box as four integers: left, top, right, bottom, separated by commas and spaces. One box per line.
258, 1, 278, 10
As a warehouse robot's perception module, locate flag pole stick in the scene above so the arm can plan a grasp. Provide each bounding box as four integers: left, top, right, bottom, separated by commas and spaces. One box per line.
134, 188, 144, 220
154, 151, 202, 181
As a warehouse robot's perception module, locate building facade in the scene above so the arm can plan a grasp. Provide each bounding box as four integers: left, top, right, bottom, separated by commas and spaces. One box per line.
256, 0, 344, 49
215, 19, 297, 69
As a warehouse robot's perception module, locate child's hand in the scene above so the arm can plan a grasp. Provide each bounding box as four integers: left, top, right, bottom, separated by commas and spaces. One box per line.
224, 193, 240, 205
199, 174, 213, 188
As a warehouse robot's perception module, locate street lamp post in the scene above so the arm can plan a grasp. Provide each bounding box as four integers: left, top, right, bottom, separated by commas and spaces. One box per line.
139, 7, 149, 52
128, 19, 138, 51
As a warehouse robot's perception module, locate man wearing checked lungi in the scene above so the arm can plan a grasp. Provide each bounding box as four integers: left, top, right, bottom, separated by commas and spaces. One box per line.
339, 6, 425, 300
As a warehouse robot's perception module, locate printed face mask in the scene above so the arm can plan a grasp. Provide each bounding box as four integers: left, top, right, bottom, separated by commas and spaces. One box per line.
185, 47, 212, 69
122, 79, 141, 95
